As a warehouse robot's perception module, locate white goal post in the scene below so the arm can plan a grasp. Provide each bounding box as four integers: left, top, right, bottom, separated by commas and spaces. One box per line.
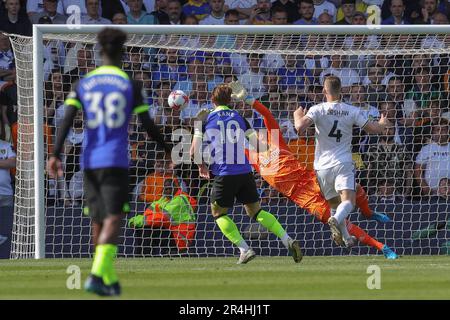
8, 24, 450, 259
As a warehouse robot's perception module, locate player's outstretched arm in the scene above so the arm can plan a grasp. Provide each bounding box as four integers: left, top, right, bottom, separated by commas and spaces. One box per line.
362, 113, 391, 135
294, 107, 313, 134
137, 111, 172, 156
48, 105, 78, 178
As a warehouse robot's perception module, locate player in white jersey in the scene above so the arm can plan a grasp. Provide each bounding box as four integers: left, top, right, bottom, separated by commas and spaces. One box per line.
293, 76, 390, 247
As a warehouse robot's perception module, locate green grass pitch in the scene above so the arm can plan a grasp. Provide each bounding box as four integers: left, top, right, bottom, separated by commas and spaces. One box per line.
1, 256, 449, 299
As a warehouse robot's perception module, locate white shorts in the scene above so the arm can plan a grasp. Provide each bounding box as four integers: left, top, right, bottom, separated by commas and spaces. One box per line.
315, 162, 356, 200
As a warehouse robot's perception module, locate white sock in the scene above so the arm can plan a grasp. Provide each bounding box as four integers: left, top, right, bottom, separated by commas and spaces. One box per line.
280, 232, 291, 248
334, 200, 354, 224
237, 240, 250, 254
339, 220, 351, 240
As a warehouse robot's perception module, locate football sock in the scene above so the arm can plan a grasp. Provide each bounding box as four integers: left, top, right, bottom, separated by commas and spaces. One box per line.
256, 210, 289, 240
280, 233, 290, 248
91, 244, 118, 285
340, 220, 351, 240
334, 200, 354, 224
347, 222, 384, 251
216, 215, 249, 252
356, 186, 373, 219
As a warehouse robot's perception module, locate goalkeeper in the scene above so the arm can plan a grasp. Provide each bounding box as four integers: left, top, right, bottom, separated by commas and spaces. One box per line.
228, 81, 398, 259
127, 178, 197, 251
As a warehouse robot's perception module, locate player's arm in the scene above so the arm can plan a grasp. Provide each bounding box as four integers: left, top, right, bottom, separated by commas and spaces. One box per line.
293, 107, 314, 135
362, 114, 391, 135
47, 89, 80, 178
132, 80, 172, 156
190, 109, 210, 179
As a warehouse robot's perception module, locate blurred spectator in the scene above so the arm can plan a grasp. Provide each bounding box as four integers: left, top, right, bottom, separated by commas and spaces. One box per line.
46, 68, 65, 126
80, 0, 111, 24
431, 11, 449, 24
0, 33, 15, 85
167, 0, 183, 24
271, 0, 300, 23
200, 0, 225, 24
415, 0, 439, 24
0, 117, 15, 258
404, 67, 440, 118
302, 36, 330, 82
294, 0, 318, 24
415, 118, 450, 195
364, 65, 388, 104
63, 46, 95, 87
57, 0, 87, 16
112, 12, 128, 24
312, 0, 336, 21
127, 0, 158, 24
182, 81, 212, 126
382, 0, 410, 24
149, 80, 173, 124
182, 0, 210, 21
320, 55, 360, 94
437, 177, 450, 200
62, 111, 84, 205
336, 0, 367, 21
247, 0, 272, 24
150, 0, 170, 24
270, 5, 288, 24
235, 100, 264, 129
27, 0, 65, 16
213, 9, 241, 48
0, 0, 32, 36
349, 84, 379, 154
182, 13, 199, 23
278, 92, 301, 141
350, 10, 368, 24
153, 48, 187, 87
30, 0, 67, 24
317, 11, 332, 23
124, 47, 148, 74
43, 38, 66, 80
335, 0, 355, 25
277, 54, 313, 92
173, 54, 205, 95
204, 54, 223, 91
238, 53, 266, 99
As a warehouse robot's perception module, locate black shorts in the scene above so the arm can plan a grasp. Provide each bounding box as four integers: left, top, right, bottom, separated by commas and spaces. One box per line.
83, 168, 130, 223
211, 173, 259, 208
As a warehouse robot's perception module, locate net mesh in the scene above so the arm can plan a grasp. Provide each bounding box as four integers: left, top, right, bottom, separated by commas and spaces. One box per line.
8, 28, 450, 259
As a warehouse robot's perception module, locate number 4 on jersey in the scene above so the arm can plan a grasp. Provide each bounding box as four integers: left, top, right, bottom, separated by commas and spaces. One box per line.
328, 120, 342, 143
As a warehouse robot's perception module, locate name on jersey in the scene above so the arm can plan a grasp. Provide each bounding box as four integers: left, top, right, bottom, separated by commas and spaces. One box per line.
217, 111, 235, 117
82, 76, 129, 91
327, 109, 349, 117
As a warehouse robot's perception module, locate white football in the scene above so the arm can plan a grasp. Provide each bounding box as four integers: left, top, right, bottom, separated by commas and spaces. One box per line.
168, 90, 189, 111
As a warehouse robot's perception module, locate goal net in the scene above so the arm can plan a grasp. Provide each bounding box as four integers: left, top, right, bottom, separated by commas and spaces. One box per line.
8, 25, 450, 259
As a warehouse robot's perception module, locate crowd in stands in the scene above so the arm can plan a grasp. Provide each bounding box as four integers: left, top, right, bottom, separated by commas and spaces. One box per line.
0, 0, 450, 223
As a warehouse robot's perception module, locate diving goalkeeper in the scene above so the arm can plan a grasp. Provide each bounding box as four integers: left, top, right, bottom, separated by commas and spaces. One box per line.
228, 81, 398, 259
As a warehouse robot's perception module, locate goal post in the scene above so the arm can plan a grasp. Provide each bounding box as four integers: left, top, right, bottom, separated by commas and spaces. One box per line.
8, 24, 450, 259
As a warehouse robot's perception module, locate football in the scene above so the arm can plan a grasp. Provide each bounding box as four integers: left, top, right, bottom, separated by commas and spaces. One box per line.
168, 90, 189, 111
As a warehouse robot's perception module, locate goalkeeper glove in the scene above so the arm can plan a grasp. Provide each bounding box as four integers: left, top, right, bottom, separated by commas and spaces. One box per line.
229, 81, 255, 106
128, 215, 145, 228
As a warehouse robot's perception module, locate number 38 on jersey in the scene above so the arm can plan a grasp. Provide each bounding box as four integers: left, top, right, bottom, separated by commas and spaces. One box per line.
84, 91, 127, 129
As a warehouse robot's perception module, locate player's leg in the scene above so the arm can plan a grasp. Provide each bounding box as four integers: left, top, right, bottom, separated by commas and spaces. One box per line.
211, 175, 254, 264
346, 221, 398, 259
86, 169, 129, 296
239, 173, 302, 263
356, 184, 391, 223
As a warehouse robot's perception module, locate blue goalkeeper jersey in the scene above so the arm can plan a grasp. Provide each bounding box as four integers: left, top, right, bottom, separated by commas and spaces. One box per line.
201, 105, 253, 176
64, 65, 149, 170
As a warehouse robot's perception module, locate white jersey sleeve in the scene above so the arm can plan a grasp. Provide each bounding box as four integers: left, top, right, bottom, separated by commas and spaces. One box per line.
310, 102, 368, 170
